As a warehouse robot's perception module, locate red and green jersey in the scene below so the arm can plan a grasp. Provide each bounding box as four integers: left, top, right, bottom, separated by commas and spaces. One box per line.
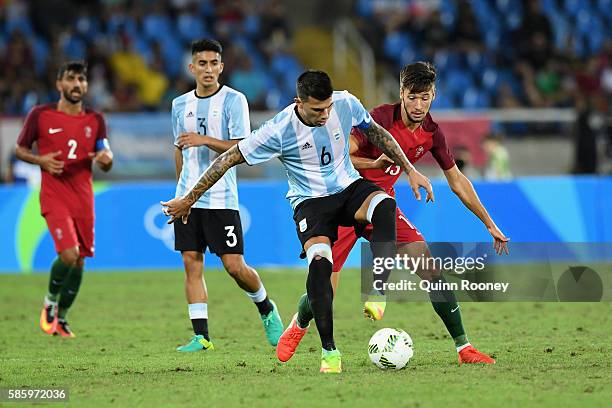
351, 103, 455, 197
17, 103, 107, 218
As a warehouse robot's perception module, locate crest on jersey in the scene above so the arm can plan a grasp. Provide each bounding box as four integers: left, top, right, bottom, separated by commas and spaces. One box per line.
333, 129, 341, 141
212, 108, 220, 118
415, 145, 424, 158
84, 126, 92, 138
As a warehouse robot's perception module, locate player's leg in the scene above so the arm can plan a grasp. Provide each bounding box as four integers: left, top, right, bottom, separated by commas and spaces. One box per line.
220, 253, 283, 346
353, 187, 397, 320
397, 234, 494, 364
294, 226, 358, 330
174, 210, 213, 352
54, 217, 95, 338
40, 216, 80, 335
208, 209, 282, 345
303, 236, 341, 373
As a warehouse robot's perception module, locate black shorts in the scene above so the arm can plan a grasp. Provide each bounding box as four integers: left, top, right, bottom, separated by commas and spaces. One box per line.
292, 178, 383, 257
174, 208, 244, 256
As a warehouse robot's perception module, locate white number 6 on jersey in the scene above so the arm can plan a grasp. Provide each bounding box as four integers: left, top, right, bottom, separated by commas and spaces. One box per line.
224, 225, 238, 247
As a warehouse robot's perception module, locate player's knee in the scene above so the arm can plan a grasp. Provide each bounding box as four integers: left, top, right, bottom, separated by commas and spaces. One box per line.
306, 243, 333, 266
369, 196, 396, 223
222, 257, 244, 279
59, 248, 79, 267
75, 257, 85, 270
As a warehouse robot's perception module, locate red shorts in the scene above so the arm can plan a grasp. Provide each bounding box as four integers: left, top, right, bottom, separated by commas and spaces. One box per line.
44, 216, 95, 258
332, 207, 423, 272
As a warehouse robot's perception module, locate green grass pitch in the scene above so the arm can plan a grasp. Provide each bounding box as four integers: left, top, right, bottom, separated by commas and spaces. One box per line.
1, 269, 610, 407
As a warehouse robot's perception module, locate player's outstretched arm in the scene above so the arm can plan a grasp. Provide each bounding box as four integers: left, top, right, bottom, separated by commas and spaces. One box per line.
161, 144, 245, 224
361, 121, 434, 202
176, 132, 240, 154
444, 165, 509, 255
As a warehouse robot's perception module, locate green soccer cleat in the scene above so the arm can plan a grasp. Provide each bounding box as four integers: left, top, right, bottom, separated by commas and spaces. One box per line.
320, 349, 342, 373
260, 299, 283, 346
176, 335, 214, 352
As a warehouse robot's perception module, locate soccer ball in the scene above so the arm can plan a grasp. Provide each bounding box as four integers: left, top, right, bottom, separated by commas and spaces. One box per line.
368, 328, 413, 370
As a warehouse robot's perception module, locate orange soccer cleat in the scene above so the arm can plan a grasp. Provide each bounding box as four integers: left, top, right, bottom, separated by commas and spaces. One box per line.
55, 319, 76, 338
276, 313, 308, 362
458, 345, 495, 365
39, 303, 58, 335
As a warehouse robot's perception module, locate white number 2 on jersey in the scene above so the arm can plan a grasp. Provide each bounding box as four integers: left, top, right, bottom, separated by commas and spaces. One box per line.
67, 139, 78, 159
224, 225, 238, 247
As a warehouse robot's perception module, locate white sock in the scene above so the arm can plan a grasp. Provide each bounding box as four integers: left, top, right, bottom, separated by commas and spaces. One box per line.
188, 303, 208, 320
44, 296, 58, 307
245, 284, 267, 303
457, 342, 472, 352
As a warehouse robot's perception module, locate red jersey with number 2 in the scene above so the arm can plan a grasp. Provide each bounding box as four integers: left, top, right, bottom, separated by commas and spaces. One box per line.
351, 103, 455, 196
16, 103, 107, 217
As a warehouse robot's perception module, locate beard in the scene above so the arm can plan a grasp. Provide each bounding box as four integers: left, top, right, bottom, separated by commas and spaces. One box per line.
63, 88, 82, 104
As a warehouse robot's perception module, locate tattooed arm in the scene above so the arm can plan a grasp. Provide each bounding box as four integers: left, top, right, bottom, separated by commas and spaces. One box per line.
161, 145, 245, 223
361, 121, 435, 202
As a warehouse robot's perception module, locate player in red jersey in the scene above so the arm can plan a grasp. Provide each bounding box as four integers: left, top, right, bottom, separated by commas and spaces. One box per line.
15, 61, 113, 338
277, 62, 508, 365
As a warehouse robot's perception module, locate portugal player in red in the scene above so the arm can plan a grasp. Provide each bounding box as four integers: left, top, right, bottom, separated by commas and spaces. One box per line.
277, 62, 509, 365
15, 61, 113, 338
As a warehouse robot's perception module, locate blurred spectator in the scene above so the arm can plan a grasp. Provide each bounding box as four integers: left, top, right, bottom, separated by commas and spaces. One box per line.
453, 145, 480, 180
5, 151, 41, 186
229, 53, 268, 110
483, 133, 512, 180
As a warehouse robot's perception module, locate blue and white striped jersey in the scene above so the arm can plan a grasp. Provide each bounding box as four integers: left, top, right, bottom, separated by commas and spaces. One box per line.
238, 91, 372, 209
172, 86, 250, 210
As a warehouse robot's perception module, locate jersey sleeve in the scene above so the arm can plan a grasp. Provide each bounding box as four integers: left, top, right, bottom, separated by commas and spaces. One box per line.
171, 102, 181, 148
94, 112, 111, 151
237, 119, 281, 165
346, 92, 372, 129
227, 93, 251, 140
16, 106, 42, 148
431, 126, 455, 170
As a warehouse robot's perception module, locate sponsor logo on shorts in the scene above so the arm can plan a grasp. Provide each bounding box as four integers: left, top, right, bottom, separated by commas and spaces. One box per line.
299, 218, 307, 232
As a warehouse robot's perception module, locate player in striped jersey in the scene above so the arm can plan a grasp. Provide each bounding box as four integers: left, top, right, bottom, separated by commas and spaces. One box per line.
170, 39, 282, 353
277, 62, 509, 365
162, 70, 434, 373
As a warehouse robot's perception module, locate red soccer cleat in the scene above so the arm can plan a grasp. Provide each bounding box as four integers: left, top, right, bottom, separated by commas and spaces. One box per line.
276, 313, 308, 362
55, 319, 76, 338
458, 345, 495, 365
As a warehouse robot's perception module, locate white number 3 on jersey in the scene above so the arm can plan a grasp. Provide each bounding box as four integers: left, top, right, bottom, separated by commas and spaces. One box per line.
224, 225, 238, 247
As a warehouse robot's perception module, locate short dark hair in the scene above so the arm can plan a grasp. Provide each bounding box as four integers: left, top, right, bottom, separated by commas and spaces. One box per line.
399, 62, 436, 93
191, 39, 223, 56
57, 60, 87, 80
296, 70, 333, 101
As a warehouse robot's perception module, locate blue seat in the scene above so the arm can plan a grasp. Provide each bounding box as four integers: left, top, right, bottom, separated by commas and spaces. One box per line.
74, 15, 100, 41
564, 0, 592, 15
434, 51, 463, 75
462, 87, 491, 109
63, 36, 86, 60
432, 90, 455, 109
445, 70, 475, 100
384, 31, 413, 63
160, 37, 183, 78
177, 14, 207, 42
5, 17, 34, 36
540, 0, 558, 14
143, 14, 174, 42
576, 11, 602, 37
32, 36, 49, 75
